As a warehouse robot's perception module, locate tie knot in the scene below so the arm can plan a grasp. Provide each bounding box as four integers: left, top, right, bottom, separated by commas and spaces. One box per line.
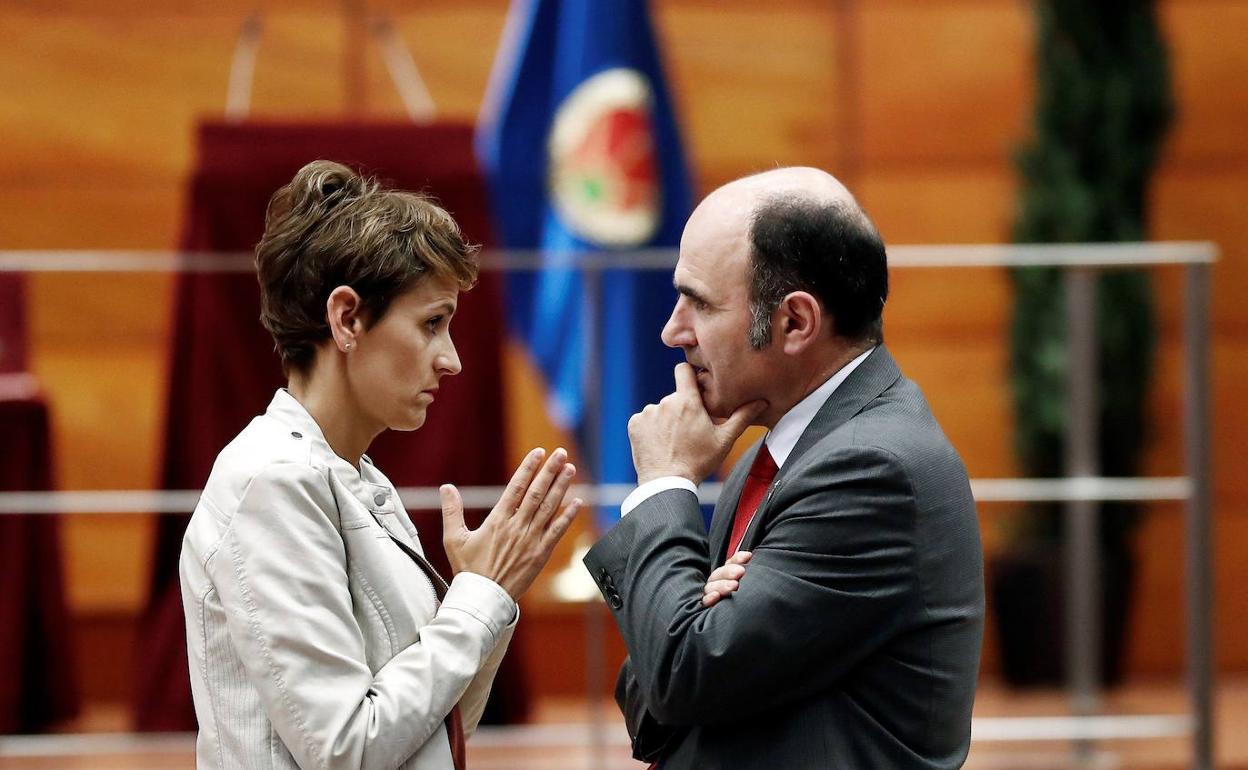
749, 444, 779, 482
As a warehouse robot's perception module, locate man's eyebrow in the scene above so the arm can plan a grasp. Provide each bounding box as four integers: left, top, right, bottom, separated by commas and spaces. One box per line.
429, 301, 456, 316
674, 283, 711, 306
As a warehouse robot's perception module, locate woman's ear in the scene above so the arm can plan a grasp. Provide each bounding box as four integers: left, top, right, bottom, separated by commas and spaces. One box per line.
778, 291, 823, 355
326, 286, 364, 352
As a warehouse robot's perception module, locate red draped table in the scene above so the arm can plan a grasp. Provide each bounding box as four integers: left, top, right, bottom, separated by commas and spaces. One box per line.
0, 374, 80, 733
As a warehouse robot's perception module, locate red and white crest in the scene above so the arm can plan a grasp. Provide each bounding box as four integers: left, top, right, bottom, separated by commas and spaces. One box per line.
548, 68, 661, 247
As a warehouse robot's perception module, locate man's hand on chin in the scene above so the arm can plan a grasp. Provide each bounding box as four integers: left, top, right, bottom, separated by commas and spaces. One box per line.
628, 363, 767, 485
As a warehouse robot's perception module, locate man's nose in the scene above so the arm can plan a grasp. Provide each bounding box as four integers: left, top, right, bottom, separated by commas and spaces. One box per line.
660, 304, 691, 349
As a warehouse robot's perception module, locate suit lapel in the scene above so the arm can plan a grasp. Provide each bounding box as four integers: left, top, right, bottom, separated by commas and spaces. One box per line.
776, 345, 901, 485
708, 439, 762, 565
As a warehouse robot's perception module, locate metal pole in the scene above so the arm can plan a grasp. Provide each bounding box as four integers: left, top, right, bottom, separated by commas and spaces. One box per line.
342, 0, 367, 115
1183, 263, 1215, 770
225, 13, 262, 122
1063, 267, 1102, 765
581, 264, 607, 770
370, 16, 438, 123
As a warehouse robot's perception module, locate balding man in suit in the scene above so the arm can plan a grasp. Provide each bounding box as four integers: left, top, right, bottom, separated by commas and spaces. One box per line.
584, 168, 984, 769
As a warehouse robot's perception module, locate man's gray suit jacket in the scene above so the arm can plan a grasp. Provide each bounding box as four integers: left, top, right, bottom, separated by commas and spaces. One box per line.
584, 346, 984, 769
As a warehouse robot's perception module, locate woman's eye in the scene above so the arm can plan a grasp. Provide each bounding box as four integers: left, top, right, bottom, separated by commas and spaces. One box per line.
426, 316, 443, 331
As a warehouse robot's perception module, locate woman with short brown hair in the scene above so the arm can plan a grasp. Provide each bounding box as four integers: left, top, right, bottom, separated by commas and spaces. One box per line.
181, 160, 580, 770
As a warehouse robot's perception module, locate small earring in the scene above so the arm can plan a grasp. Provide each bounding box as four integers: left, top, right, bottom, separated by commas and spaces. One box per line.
344, 341, 355, 352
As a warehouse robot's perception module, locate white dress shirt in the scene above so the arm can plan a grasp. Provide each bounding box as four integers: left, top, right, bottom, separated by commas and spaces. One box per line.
621, 347, 875, 514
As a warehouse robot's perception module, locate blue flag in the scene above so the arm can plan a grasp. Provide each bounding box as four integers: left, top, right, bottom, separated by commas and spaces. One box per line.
476, 0, 694, 529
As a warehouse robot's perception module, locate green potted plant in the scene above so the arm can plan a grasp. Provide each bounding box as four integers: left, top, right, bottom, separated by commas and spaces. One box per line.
991, 0, 1173, 687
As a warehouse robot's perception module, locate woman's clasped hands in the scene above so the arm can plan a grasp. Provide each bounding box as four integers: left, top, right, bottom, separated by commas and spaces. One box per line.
440, 448, 582, 601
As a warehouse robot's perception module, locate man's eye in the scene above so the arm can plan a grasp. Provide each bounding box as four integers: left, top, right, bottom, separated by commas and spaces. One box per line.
426, 316, 443, 331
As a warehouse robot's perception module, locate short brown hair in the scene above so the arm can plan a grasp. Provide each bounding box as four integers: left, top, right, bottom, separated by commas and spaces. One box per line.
255, 160, 479, 373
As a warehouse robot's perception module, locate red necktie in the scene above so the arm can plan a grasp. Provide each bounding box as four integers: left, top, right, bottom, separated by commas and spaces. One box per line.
725, 444, 778, 559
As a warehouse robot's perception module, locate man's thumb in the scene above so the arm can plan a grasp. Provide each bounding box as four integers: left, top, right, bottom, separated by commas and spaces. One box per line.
719, 399, 768, 442
440, 484, 468, 543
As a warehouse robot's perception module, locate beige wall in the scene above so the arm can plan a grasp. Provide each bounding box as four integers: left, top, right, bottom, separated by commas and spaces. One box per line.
2, 0, 1245, 680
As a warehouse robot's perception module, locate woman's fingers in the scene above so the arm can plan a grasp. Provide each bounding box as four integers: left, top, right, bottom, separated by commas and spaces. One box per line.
514, 448, 567, 525
440, 485, 467, 544
530, 462, 576, 532
492, 447, 546, 523
540, 498, 583, 552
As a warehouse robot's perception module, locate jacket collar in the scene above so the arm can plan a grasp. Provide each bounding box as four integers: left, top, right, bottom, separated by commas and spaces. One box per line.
264, 390, 402, 520
777, 344, 901, 483
765, 346, 874, 468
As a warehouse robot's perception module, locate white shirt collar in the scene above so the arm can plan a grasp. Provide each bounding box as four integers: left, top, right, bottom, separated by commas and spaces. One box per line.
765, 346, 875, 468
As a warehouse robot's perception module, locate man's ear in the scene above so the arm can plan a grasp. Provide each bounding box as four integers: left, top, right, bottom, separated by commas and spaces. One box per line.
777, 291, 823, 355
326, 286, 365, 352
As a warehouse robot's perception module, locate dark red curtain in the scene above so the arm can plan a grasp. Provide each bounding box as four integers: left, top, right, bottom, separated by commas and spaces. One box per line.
0, 376, 80, 733
133, 121, 525, 730
0, 275, 27, 374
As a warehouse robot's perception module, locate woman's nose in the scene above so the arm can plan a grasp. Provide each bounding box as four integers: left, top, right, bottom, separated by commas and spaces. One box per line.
436, 339, 462, 376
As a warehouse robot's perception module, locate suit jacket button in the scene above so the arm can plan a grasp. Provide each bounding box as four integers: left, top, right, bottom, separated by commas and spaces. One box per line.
373, 493, 387, 506
608, 592, 623, 609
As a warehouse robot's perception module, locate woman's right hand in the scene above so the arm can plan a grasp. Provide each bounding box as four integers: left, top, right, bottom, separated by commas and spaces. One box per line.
440, 447, 582, 601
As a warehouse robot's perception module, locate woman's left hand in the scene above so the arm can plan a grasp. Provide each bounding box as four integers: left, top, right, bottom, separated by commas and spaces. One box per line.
439, 447, 582, 600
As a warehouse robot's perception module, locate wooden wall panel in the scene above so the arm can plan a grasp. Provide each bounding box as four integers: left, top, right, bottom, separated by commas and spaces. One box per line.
0, 185, 181, 248
654, 4, 843, 190
32, 342, 169, 611
1153, 171, 1248, 332
1130, 505, 1248, 672
858, 169, 1019, 246
0, 14, 237, 183
1161, 1, 1248, 165
387, 9, 510, 120
858, 1, 1031, 166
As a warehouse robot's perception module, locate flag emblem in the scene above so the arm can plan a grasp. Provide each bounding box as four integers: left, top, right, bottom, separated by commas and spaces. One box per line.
548, 68, 661, 247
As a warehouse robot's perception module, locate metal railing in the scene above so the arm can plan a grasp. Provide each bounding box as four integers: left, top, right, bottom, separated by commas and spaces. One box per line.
0, 242, 1218, 768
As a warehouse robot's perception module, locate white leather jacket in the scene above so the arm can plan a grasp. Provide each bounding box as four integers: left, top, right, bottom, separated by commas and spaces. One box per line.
181, 389, 516, 769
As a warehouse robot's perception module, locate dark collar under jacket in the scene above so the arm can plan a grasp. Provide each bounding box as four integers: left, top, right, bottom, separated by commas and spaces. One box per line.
708, 345, 903, 562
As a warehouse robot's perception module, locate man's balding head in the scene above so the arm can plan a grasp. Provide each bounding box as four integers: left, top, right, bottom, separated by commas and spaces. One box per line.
717, 166, 855, 205
690, 167, 888, 348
